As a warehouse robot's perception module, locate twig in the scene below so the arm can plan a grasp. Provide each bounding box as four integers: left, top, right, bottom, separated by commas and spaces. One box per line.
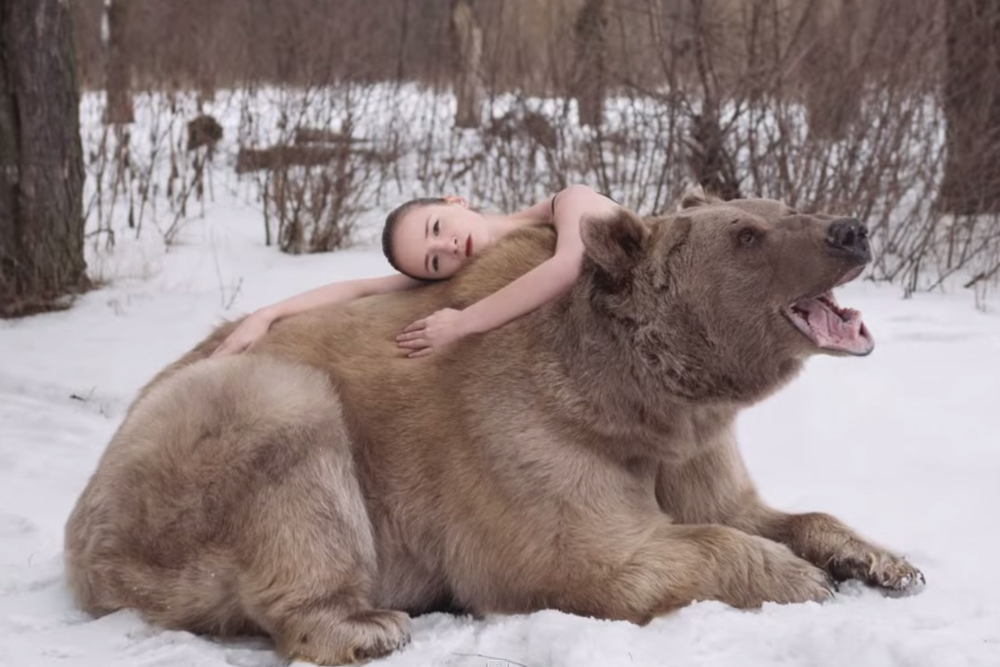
964, 261, 1000, 289
451, 652, 532, 667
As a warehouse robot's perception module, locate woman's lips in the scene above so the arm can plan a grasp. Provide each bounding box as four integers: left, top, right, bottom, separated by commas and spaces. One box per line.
466, 235, 473, 257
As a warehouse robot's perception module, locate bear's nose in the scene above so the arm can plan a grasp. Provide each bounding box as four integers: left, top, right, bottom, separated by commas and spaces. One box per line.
826, 218, 870, 261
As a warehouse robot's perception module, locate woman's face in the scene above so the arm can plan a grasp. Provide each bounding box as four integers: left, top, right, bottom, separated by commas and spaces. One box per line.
391, 197, 491, 279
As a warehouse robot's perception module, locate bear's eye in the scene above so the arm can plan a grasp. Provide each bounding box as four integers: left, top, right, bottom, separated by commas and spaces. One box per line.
738, 227, 759, 247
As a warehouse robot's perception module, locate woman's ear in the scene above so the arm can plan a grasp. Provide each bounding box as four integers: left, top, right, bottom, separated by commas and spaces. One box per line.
443, 195, 469, 207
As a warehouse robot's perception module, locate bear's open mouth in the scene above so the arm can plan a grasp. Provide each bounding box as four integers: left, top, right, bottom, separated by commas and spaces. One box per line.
783, 268, 874, 356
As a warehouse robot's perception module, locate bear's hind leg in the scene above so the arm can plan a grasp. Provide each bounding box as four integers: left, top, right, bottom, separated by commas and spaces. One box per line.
233, 398, 411, 664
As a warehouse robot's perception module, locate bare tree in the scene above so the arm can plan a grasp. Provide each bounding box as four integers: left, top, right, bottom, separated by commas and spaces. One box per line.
801, 0, 862, 140
574, 0, 608, 128
0, 0, 90, 317
939, 0, 1000, 214
684, 0, 742, 200
451, 0, 484, 129
58, 0, 1000, 296
104, 0, 134, 124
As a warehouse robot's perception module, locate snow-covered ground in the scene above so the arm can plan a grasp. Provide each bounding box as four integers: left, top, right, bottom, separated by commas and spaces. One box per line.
3, 194, 1000, 667
2, 88, 1000, 665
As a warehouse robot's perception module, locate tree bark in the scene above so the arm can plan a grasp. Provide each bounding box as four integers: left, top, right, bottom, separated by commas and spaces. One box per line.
801, 0, 862, 141
104, 0, 133, 124
939, 0, 1000, 214
451, 0, 483, 129
0, 0, 90, 317
573, 0, 608, 128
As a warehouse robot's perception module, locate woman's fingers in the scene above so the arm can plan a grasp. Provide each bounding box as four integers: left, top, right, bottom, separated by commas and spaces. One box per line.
401, 319, 427, 334
395, 330, 426, 342
397, 334, 429, 349
215, 334, 253, 357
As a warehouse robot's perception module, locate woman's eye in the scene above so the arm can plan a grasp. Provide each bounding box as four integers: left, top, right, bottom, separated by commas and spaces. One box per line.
432, 256, 439, 272
433, 221, 440, 235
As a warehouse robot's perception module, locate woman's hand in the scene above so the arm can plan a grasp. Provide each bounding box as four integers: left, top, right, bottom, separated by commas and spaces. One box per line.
396, 308, 469, 357
211, 312, 274, 357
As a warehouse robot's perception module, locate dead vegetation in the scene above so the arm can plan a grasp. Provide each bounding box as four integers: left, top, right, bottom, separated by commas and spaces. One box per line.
72, 0, 1000, 301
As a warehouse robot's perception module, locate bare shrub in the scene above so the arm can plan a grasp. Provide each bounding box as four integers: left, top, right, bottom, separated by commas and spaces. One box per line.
74, 0, 1000, 302
235, 84, 399, 254
82, 91, 216, 252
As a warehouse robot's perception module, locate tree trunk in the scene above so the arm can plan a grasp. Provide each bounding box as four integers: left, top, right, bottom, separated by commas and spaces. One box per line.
573, 0, 608, 128
802, 0, 862, 141
104, 0, 133, 124
451, 0, 483, 129
687, 105, 743, 201
939, 0, 1000, 214
0, 0, 90, 317
686, 0, 741, 200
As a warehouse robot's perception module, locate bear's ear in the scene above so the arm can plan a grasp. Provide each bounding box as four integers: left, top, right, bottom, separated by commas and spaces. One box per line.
581, 208, 648, 287
679, 184, 724, 210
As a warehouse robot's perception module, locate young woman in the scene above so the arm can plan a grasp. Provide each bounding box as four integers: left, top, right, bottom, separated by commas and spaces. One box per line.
211, 185, 619, 358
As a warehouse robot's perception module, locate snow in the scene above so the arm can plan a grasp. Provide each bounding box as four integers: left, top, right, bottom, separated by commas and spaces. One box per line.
2, 91, 1000, 666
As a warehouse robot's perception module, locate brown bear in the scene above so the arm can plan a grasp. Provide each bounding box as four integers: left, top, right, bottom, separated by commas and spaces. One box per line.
63, 189, 923, 665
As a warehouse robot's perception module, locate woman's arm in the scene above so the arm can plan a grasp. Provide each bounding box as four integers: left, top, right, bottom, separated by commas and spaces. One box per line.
214, 273, 422, 356
506, 194, 557, 224
256, 273, 421, 323
457, 253, 580, 335
396, 185, 618, 355
459, 185, 616, 334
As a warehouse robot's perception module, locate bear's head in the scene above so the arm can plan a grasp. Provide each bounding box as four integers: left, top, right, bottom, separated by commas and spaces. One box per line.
577, 187, 873, 405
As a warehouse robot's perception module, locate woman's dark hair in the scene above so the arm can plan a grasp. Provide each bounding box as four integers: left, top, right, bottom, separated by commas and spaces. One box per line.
381, 197, 447, 280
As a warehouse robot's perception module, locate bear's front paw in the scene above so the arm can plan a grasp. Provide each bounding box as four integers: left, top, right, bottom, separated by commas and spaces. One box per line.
828, 548, 924, 595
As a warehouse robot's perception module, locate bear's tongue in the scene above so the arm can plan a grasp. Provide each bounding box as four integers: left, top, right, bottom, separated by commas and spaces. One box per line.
790, 292, 874, 355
